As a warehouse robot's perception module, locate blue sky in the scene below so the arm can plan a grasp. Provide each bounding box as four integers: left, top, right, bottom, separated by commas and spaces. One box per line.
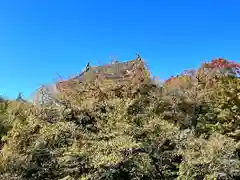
0, 0, 240, 99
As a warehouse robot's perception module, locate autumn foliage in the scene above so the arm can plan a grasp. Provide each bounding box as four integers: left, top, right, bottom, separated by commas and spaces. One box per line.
0, 58, 239, 180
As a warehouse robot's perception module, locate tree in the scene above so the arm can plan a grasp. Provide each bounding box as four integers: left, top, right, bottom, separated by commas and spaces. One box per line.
16, 92, 25, 102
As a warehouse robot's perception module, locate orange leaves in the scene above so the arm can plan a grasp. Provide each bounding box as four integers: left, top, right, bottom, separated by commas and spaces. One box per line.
164, 58, 240, 91
202, 58, 240, 76
203, 58, 238, 69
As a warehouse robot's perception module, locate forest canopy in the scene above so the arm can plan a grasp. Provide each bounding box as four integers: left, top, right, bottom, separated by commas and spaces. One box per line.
0, 58, 240, 180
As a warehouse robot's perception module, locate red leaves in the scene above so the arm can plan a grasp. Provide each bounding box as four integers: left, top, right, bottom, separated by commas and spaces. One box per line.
164, 58, 240, 87
203, 58, 240, 76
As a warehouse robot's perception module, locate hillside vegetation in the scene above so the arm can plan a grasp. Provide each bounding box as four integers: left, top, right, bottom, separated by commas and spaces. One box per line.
0, 58, 240, 180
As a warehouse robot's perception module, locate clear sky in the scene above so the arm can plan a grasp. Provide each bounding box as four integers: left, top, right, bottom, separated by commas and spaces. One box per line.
0, 0, 240, 99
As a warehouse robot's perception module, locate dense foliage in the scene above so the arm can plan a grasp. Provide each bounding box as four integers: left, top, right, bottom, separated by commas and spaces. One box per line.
0, 58, 240, 180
